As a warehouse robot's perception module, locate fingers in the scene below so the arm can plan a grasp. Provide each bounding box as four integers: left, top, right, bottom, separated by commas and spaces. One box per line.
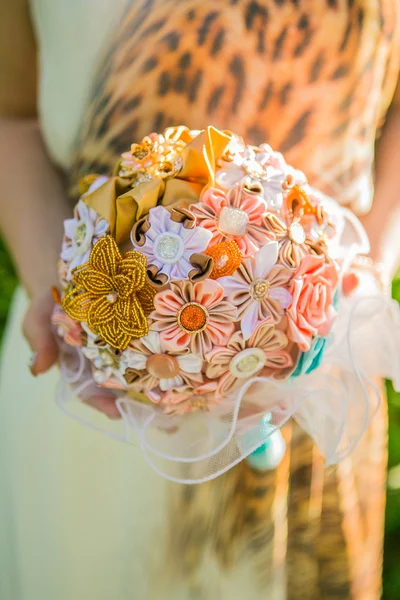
83, 396, 122, 420
23, 290, 59, 375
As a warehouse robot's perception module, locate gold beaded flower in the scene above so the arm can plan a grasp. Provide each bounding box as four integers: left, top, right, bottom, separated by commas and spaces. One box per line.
62, 236, 155, 350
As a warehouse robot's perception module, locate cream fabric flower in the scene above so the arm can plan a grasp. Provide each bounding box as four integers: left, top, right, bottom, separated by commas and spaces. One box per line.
206, 320, 292, 397
219, 241, 292, 340
124, 331, 203, 394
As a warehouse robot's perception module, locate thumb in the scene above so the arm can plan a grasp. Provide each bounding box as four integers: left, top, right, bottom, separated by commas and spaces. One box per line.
23, 290, 59, 375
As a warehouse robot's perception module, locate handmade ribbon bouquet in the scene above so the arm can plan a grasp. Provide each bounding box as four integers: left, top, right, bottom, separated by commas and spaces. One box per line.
53, 126, 400, 483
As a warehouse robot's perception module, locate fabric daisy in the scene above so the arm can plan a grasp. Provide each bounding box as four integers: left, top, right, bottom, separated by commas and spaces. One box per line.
190, 186, 272, 257
131, 205, 212, 282
206, 320, 292, 397
219, 241, 292, 340
151, 280, 237, 358
123, 331, 203, 393
61, 200, 109, 280
263, 208, 326, 270
216, 145, 286, 209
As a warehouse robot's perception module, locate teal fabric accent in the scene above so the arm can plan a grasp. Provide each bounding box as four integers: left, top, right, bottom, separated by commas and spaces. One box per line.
250, 439, 272, 456
291, 336, 328, 378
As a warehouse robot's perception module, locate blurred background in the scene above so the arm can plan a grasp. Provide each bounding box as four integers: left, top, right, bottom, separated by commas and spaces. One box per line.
1, 238, 399, 597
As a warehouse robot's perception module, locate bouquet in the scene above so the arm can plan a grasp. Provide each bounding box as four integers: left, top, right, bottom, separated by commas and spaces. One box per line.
53, 126, 400, 483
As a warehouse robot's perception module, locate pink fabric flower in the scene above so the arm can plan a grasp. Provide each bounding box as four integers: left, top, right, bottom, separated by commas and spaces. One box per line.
159, 381, 222, 415
151, 280, 237, 358
219, 241, 292, 340
51, 305, 83, 347
124, 331, 203, 394
287, 255, 339, 352
190, 186, 272, 256
206, 320, 292, 397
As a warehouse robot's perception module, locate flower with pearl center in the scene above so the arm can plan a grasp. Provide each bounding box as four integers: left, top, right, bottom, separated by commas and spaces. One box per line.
62, 236, 155, 350
206, 320, 292, 397
190, 186, 273, 257
61, 200, 109, 280
263, 209, 325, 270
123, 331, 203, 394
131, 205, 212, 281
219, 241, 292, 340
150, 279, 237, 358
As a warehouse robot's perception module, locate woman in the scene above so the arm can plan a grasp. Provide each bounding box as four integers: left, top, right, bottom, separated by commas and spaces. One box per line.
0, 1, 399, 598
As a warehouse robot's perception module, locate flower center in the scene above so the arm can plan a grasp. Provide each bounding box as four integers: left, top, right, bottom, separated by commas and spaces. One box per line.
106, 291, 118, 304
74, 222, 87, 246
146, 354, 180, 379
229, 348, 266, 379
206, 240, 242, 279
190, 396, 209, 410
98, 348, 119, 369
288, 222, 306, 245
250, 279, 270, 301
132, 145, 152, 161
244, 160, 264, 179
178, 302, 209, 333
219, 206, 249, 236
154, 232, 184, 264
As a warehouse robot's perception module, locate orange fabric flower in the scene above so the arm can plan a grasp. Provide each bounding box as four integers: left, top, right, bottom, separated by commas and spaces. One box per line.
62, 236, 155, 350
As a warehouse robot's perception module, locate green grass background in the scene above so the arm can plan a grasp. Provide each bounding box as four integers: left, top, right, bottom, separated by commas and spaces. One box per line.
0, 237, 399, 596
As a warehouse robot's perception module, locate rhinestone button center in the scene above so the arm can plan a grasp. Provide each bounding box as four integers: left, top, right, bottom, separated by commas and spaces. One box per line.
74, 223, 87, 246
219, 207, 249, 236
154, 233, 184, 264
229, 348, 266, 379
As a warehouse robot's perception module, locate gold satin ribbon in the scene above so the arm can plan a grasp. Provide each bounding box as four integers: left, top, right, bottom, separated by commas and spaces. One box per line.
82, 126, 232, 245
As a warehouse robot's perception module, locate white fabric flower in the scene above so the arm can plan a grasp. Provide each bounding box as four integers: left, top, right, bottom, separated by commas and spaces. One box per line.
81, 325, 128, 387
61, 200, 109, 279
131, 205, 212, 281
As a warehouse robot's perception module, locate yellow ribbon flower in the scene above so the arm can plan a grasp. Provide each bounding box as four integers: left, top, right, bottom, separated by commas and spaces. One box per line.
62, 236, 155, 350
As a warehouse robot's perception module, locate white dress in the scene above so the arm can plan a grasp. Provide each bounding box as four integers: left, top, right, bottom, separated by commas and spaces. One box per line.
0, 2, 166, 599
0, 3, 268, 599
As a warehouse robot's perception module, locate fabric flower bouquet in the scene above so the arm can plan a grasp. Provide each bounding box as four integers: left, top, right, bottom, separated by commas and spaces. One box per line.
53, 126, 400, 483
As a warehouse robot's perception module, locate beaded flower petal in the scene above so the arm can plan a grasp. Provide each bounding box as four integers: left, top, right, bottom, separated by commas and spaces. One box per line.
62, 236, 155, 350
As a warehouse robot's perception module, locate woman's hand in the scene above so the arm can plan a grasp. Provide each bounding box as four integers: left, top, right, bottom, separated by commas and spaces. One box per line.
22, 289, 121, 418
23, 289, 58, 376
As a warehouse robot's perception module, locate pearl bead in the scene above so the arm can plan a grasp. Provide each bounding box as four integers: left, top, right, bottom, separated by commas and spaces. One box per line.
106, 291, 118, 304
146, 354, 180, 379
288, 222, 306, 245
247, 430, 286, 471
